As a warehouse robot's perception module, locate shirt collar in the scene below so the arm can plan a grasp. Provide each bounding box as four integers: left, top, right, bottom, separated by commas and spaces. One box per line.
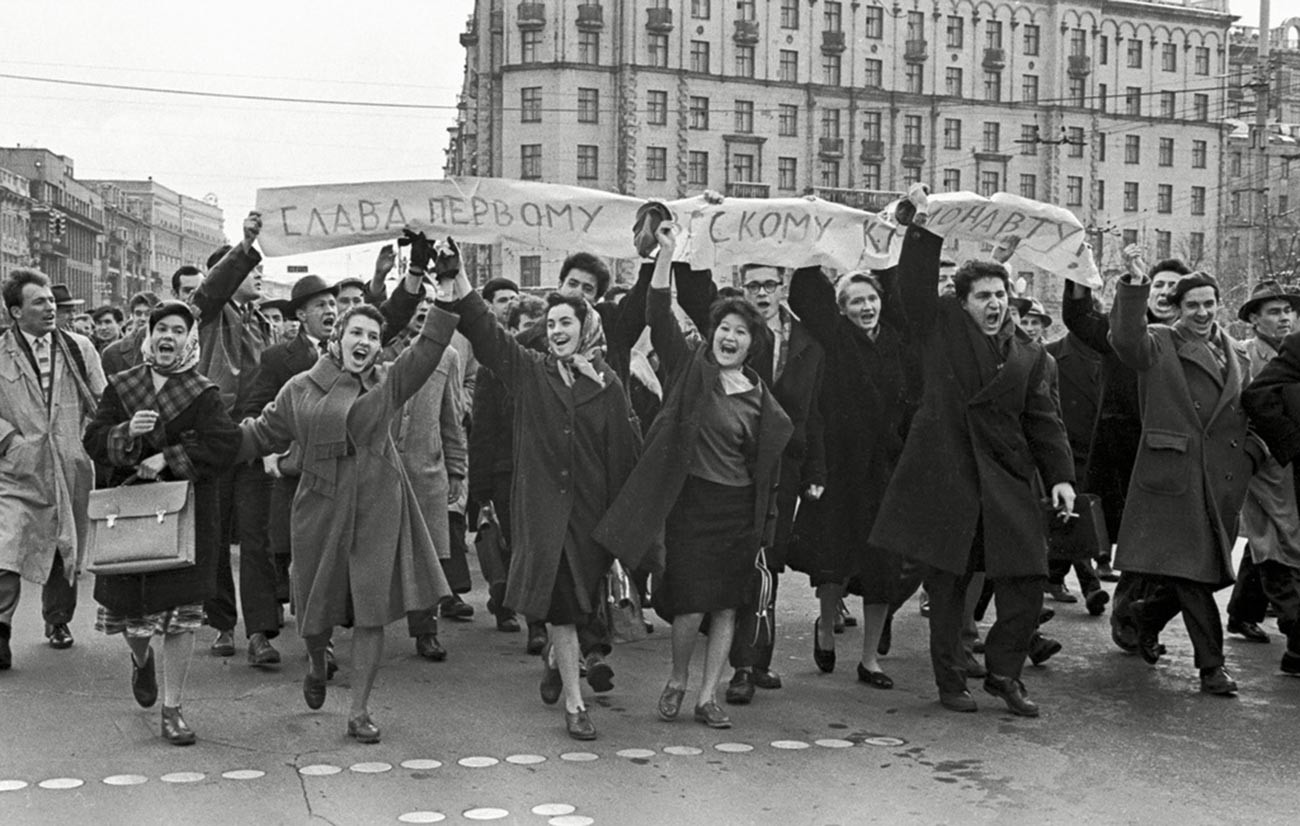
21, 329, 51, 349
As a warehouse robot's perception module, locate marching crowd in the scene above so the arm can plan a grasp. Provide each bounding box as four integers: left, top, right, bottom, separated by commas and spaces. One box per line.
2, 185, 1300, 748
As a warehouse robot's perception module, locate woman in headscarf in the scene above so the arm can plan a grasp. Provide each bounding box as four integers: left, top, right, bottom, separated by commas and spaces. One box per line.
84, 301, 242, 746
237, 282, 458, 745
440, 258, 641, 742
594, 224, 792, 731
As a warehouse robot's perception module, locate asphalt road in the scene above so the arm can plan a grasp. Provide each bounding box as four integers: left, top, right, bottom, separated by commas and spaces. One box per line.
1, 545, 1298, 826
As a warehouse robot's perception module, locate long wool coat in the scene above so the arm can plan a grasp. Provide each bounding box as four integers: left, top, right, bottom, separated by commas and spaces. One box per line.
1108, 278, 1261, 588
237, 309, 456, 635
869, 226, 1074, 578
0, 327, 105, 584
1237, 337, 1300, 569
594, 288, 793, 573
453, 291, 641, 621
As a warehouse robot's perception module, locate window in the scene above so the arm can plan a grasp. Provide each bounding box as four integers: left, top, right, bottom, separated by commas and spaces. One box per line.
1098, 83, 1108, 112
519, 255, 541, 288
819, 159, 840, 188
1189, 232, 1204, 263
778, 104, 798, 136
1158, 137, 1174, 167
903, 114, 923, 147
1157, 184, 1172, 214
779, 50, 798, 82
732, 152, 755, 182
1099, 35, 1109, 64
982, 122, 1000, 152
692, 0, 711, 19
688, 151, 709, 186
824, 1, 842, 31
736, 0, 755, 20
735, 45, 755, 77
947, 16, 964, 48
735, 100, 754, 133
1192, 140, 1206, 168
577, 88, 599, 123
1194, 46, 1210, 75
865, 6, 883, 38
1024, 25, 1041, 56
778, 157, 797, 191
1280, 194, 1290, 215
578, 31, 599, 64
1022, 75, 1039, 104
820, 108, 841, 139
1127, 39, 1143, 68
979, 171, 1000, 197
945, 67, 963, 97
986, 20, 1003, 49
1156, 230, 1171, 260
862, 163, 882, 189
1020, 174, 1038, 199
907, 11, 924, 41
906, 63, 923, 94
1096, 132, 1107, 161
577, 145, 599, 180
521, 144, 542, 179
690, 40, 710, 73
1231, 191, 1242, 215
689, 96, 710, 130
645, 147, 668, 181
1020, 124, 1039, 156
521, 29, 541, 63
649, 34, 669, 67
1094, 180, 1105, 210
1125, 135, 1140, 164
943, 118, 961, 150
1070, 29, 1086, 58
864, 59, 883, 88
1159, 91, 1176, 119
647, 90, 668, 125
1231, 152, 1242, 176
1066, 176, 1083, 206
902, 166, 922, 186
520, 87, 542, 123
943, 169, 961, 191
1284, 159, 1292, 180
1193, 94, 1208, 121
984, 71, 1001, 102
863, 110, 882, 142
1126, 86, 1142, 116
780, 0, 798, 28
1068, 77, 1086, 107
1068, 126, 1084, 157
1123, 181, 1139, 212
1122, 229, 1138, 247
822, 53, 842, 85
1161, 43, 1177, 72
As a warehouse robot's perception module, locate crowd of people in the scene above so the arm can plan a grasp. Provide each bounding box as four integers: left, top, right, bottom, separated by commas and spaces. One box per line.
2, 184, 1300, 748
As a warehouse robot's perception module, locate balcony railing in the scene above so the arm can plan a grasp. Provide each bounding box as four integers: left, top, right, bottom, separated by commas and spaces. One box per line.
860, 139, 885, 161
517, 3, 545, 31
904, 40, 928, 62
725, 182, 770, 198
982, 47, 1006, 70
821, 30, 846, 53
812, 186, 902, 212
819, 137, 845, 157
646, 7, 673, 33
1067, 54, 1091, 77
734, 19, 759, 45
902, 143, 926, 163
577, 3, 603, 30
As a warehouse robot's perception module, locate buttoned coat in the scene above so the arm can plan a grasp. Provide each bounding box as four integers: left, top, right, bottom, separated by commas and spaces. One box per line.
192, 245, 270, 415
869, 227, 1074, 578
1045, 332, 1102, 478
0, 328, 105, 584
1108, 279, 1261, 587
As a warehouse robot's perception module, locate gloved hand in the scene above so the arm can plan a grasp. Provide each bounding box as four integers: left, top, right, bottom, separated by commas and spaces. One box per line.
401, 229, 433, 272
433, 237, 461, 280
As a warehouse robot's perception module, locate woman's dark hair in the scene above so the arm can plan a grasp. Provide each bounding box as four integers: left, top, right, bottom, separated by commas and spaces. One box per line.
149, 300, 197, 331
558, 252, 611, 298
545, 291, 588, 324
707, 296, 764, 342
3, 268, 49, 312
953, 260, 1011, 302
128, 290, 160, 312
1148, 258, 1192, 279
335, 303, 387, 340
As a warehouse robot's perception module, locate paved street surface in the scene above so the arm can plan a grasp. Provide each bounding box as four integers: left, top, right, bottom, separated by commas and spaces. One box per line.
1, 545, 1298, 826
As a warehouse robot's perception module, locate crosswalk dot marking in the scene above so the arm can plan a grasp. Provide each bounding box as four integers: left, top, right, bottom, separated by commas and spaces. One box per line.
714, 743, 753, 753
662, 746, 702, 756
506, 754, 547, 765
298, 764, 343, 776
559, 752, 599, 762
532, 804, 576, 816
814, 738, 854, 749
102, 775, 148, 786
0, 780, 28, 792
399, 759, 443, 770
397, 812, 446, 823
350, 762, 392, 774
160, 772, 204, 784
458, 756, 499, 768
463, 807, 510, 820
221, 770, 265, 780
548, 816, 595, 826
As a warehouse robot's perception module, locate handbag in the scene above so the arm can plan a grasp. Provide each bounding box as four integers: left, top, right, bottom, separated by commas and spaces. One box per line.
1042, 493, 1109, 562
606, 560, 649, 644
474, 503, 508, 587
749, 548, 775, 650
86, 475, 196, 575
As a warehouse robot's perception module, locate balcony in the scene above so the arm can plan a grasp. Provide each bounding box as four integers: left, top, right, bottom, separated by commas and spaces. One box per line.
459, 17, 479, 47
904, 40, 928, 62
734, 19, 759, 45
860, 139, 885, 162
982, 47, 1006, 71
902, 143, 926, 164
819, 137, 845, 157
725, 182, 770, 198
517, 3, 545, 31
646, 7, 673, 33
1228, 85, 1244, 100
821, 30, 846, 54
577, 3, 603, 30
813, 187, 904, 211
1067, 54, 1091, 78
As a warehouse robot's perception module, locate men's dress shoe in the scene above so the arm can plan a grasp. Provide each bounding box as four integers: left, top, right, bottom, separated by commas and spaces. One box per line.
657, 683, 686, 720
1110, 617, 1139, 653
725, 671, 755, 705
565, 707, 597, 741
496, 613, 521, 633
438, 594, 474, 621
857, 662, 894, 689
210, 630, 236, 657
525, 624, 548, 656
877, 613, 893, 657
132, 649, 158, 708
247, 633, 281, 666
693, 700, 732, 729
984, 675, 1039, 717
750, 668, 782, 690
813, 618, 835, 673
1085, 589, 1110, 617
539, 646, 563, 706
939, 690, 978, 712
1095, 562, 1120, 582
347, 713, 381, 744
1279, 650, 1300, 675
0, 623, 11, 670
1038, 608, 1056, 625
1046, 584, 1079, 604
1029, 634, 1063, 666
962, 652, 988, 679
45, 623, 73, 650
415, 633, 447, 661
1227, 618, 1270, 644
1131, 604, 1163, 665
303, 672, 327, 710
585, 653, 614, 693
161, 706, 196, 746
1199, 666, 1238, 696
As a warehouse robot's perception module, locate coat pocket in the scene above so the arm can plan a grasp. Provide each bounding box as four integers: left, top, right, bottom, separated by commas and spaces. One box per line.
1135, 429, 1190, 496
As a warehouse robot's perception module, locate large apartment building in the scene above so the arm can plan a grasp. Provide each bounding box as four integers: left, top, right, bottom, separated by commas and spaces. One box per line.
448, 0, 1233, 288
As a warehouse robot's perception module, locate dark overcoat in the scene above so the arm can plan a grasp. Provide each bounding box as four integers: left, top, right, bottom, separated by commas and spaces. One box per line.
1108, 279, 1261, 588
1045, 332, 1102, 479
593, 288, 793, 572
869, 226, 1074, 578
453, 291, 641, 620
1243, 329, 1300, 463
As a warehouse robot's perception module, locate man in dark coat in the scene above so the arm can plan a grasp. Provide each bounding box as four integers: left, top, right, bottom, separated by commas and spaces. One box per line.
869, 202, 1075, 717
1110, 270, 1262, 695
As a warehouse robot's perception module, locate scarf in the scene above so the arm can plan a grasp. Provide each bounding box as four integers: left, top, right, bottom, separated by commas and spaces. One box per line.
141, 321, 201, 376
324, 311, 382, 378
555, 301, 607, 388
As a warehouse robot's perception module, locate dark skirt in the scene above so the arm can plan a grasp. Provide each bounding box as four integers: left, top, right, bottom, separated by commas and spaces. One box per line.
544, 551, 598, 627
658, 476, 757, 618
788, 496, 900, 604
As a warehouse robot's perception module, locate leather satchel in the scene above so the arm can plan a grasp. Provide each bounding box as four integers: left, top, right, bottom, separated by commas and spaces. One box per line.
86, 477, 196, 575
1042, 493, 1109, 562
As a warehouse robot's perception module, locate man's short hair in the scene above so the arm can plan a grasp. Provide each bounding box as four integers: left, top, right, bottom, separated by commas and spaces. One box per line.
601, 285, 629, 304
939, 258, 959, 269
3, 268, 49, 312
717, 285, 745, 300
128, 291, 160, 311
482, 277, 521, 304
206, 244, 233, 270
172, 265, 203, 295
1148, 258, 1192, 279
739, 263, 786, 280
91, 305, 125, 323
953, 260, 1011, 302
558, 252, 611, 298
508, 294, 547, 330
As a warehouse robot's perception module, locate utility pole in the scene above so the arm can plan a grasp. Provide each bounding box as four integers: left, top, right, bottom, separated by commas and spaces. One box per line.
1252, 0, 1271, 286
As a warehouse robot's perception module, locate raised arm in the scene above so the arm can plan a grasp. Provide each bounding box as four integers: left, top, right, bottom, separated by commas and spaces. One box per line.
359, 306, 459, 423
675, 265, 718, 340
787, 266, 839, 349
377, 268, 426, 346
645, 223, 694, 379
1061, 283, 1115, 356
1107, 277, 1160, 372
895, 225, 944, 338
449, 289, 542, 393
192, 212, 262, 326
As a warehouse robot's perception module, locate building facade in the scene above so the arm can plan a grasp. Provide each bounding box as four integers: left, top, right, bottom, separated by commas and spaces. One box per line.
96, 182, 154, 304
0, 166, 32, 285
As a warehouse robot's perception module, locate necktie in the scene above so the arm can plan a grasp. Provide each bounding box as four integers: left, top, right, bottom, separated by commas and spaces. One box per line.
33, 336, 52, 401
318, 339, 329, 356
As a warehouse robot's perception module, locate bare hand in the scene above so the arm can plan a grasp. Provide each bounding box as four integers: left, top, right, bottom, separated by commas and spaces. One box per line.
128, 410, 160, 437
242, 211, 263, 249
1122, 243, 1146, 279
656, 221, 679, 257
1050, 482, 1077, 518
702, 189, 724, 205
375, 244, 396, 279
136, 452, 167, 480
804, 484, 825, 501
448, 476, 466, 505
992, 233, 1022, 264
262, 453, 283, 479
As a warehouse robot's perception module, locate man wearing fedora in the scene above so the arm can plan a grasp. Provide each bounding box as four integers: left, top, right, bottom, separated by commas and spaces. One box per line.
50, 284, 84, 331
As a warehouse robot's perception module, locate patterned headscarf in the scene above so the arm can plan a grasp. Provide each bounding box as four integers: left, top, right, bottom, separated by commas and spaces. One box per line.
326, 305, 386, 375
141, 312, 201, 376
554, 299, 606, 388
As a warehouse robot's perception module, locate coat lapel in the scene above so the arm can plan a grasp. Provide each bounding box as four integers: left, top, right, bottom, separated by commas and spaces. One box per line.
968, 331, 1032, 406
1207, 329, 1245, 424
1175, 337, 1225, 390
3, 330, 45, 408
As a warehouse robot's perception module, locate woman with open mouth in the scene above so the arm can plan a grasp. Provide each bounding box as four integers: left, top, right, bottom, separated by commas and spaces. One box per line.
595, 223, 792, 731
84, 300, 242, 746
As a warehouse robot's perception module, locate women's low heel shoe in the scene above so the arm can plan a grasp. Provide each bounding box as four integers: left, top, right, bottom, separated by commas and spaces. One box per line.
347, 713, 381, 744
657, 683, 686, 721
813, 619, 836, 673
160, 706, 196, 746
565, 707, 597, 741
693, 700, 732, 729
303, 672, 327, 710
131, 649, 158, 709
